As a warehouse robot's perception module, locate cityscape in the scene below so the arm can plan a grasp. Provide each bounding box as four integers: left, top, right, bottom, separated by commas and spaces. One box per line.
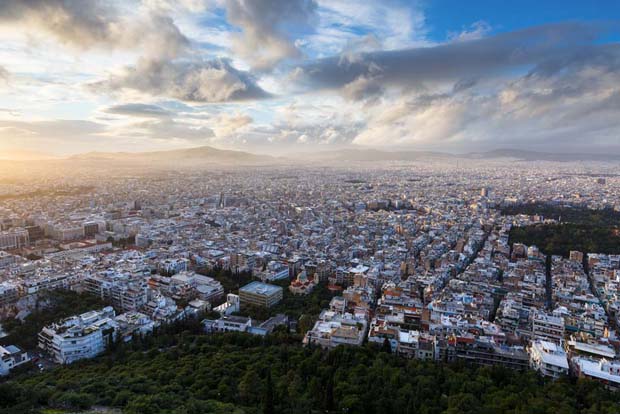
1, 1, 620, 414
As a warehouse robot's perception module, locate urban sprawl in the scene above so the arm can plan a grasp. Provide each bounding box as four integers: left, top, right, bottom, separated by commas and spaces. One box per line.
1, 160, 620, 389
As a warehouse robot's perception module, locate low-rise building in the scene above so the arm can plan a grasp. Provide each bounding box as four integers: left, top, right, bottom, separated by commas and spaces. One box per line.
0, 228, 29, 250
303, 310, 368, 349
529, 340, 569, 378
239, 281, 283, 308
0, 345, 30, 376
0, 281, 20, 306
38, 306, 118, 364
203, 315, 252, 333
572, 357, 620, 390
214, 293, 240, 315
114, 311, 156, 342
532, 312, 565, 344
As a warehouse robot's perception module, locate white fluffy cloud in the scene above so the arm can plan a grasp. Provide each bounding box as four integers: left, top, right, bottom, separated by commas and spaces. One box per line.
92, 57, 270, 103
0, 1, 618, 155
225, 0, 317, 70
0, 0, 188, 58
352, 46, 620, 152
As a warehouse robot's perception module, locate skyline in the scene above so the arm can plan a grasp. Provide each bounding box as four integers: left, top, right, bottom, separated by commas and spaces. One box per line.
1, 1, 619, 156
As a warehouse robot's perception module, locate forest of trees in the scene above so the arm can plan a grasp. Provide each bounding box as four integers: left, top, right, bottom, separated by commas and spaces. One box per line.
500, 203, 620, 227
509, 223, 620, 257
2, 328, 620, 414
1, 289, 620, 413
503, 202, 620, 257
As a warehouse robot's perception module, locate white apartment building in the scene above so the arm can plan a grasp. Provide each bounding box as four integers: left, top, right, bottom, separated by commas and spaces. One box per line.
0, 251, 17, 268
38, 307, 118, 364
82, 273, 148, 313
203, 315, 252, 333
170, 271, 224, 302
532, 312, 565, 343
24, 273, 79, 295
214, 293, 240, 315
0, 228, 29, 250
303, 310, 368, 349
0, 282, 20, 306
398, 330, 435, 360
0, 345, 30, 376
572, 357, 620, 390
50, 224, 85, 242
114, 311, 156, 342
158, 258, 189, 276
529, 340, 569, 378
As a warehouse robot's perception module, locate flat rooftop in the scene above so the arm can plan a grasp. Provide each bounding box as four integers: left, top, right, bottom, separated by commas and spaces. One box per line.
239, 281, 283, 296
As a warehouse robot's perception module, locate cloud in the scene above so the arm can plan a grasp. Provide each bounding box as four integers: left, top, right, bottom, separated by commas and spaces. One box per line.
114, 118, 214, 141
225, 0, 317, 70
102, 104, 252, 142
210, 113, 253, 137
92, 57, 271, 103
0, 0, 188, 58
448, 21, 492, 42
143, 0, 208, 13
272, 122, 361, 146
104, 103, 173, 118
0, 66, 8, 85
350, 41, 620, 151
0, 119, 107, 150
294, 22, 614, 96
0, 117, 216, 153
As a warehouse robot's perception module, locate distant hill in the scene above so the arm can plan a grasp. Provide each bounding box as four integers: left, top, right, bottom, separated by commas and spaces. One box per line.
465, 149, 620, 162
69, 146, 276, 166
293, 148, 620, 163
294, 148, 454, 162
9, 146, 617, 166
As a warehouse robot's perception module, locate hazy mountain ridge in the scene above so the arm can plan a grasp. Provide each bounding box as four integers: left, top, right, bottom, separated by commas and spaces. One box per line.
295, 148, 620, 162
68, 146, 275, 165
466, 149, 620, 162
294, 148, 455, 162
4, 146, 620, 165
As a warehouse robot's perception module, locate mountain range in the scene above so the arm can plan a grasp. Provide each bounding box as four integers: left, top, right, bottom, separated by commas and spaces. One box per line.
69, 146, 273, 165
3, 146, 620, 165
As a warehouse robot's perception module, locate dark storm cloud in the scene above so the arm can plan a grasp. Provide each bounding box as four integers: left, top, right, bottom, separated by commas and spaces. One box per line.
92, 58, 271, 103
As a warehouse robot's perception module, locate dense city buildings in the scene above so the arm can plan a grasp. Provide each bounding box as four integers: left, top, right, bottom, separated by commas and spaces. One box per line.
1, 0, 620, 411
0, 159, 619, 391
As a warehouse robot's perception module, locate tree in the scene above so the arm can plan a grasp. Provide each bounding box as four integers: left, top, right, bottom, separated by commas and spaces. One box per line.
238, 369, 261, 405
381, 338, 392, 353
263, 369, 275, 414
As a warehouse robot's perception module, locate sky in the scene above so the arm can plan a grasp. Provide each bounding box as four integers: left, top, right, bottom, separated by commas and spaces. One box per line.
0, 0, 619, 156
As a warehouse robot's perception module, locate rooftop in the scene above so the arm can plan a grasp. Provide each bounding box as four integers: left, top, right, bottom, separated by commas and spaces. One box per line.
239, 281, 283, 296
